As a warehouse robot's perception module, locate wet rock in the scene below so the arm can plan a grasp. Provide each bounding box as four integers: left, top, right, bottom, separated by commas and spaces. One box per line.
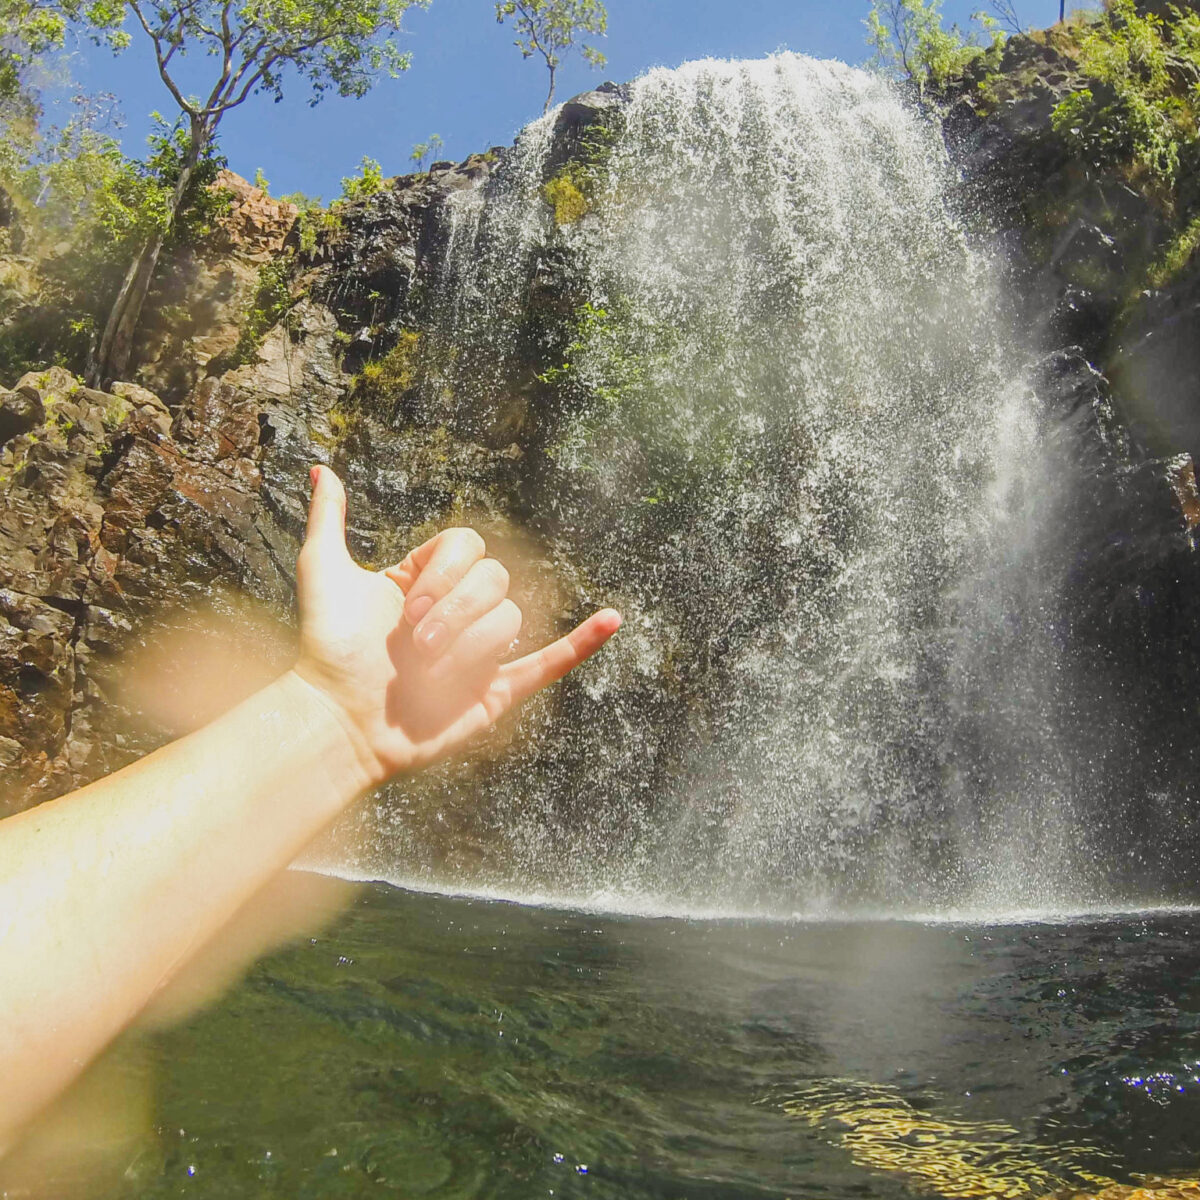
555, 82, 629, 134
943, 34, 1165, 361
0, 367, 298, 813
546, 82, 630, 177
1109, 270, 1200, 466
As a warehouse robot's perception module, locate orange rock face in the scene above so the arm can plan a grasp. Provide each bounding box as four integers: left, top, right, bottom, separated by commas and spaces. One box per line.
209, 170, 299, 262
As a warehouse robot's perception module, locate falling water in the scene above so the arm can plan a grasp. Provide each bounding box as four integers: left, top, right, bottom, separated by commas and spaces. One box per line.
329, 54, 1148, 916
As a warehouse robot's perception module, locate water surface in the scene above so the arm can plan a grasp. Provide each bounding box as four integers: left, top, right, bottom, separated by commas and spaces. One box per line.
71, 880, 1200, 1198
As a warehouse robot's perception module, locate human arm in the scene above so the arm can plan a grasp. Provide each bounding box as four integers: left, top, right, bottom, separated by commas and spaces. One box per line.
0, 465, 620, 1151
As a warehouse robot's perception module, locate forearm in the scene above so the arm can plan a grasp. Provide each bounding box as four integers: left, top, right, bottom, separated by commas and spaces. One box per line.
0, 669, 371, 1150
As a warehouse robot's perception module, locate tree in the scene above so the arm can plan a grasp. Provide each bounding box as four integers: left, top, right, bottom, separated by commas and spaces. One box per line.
0, 0, 73, 168
0, 106, 229, 379
495, 0, 607, 115
989, 0, 1024, 35
410, 132, 443, 170
0, 0, 69, 111
75, 0, 428, 387
866, 0, 1003, 93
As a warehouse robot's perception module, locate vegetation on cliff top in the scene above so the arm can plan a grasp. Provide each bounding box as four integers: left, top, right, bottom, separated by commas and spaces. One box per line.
869, 0, 1200, 292
11, 0, 1200, 391
866, 0, 1006, 93
0, 0, 611, 387
1052, 0, 1200, 197
0, 0, 432, 388
0, 114, 227, 383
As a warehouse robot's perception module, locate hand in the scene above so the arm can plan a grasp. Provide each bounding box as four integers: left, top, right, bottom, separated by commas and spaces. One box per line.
291, 466, 621, 787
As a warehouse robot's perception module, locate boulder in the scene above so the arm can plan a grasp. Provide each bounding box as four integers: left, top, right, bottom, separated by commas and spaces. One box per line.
0, 387, 44, 448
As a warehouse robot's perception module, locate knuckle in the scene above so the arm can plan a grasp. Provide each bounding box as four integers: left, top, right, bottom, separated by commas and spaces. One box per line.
447, 526, 486, 557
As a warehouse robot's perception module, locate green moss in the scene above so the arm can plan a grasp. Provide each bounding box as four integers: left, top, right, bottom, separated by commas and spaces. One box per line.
311, 403, 357, 449
350, 330, 422, 411
544, 170, 591, 226
1147, 213, 1200, 288
101, 395, 132, 431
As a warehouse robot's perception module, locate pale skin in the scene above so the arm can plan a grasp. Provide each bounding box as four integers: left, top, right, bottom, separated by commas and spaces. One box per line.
0, 465, 621, 1154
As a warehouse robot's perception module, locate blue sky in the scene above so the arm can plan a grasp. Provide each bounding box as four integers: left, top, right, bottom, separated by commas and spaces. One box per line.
65, 0, 1074, 199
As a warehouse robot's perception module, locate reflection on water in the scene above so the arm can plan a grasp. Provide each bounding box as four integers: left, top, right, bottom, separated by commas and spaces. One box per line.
30, 878, 1200, 1198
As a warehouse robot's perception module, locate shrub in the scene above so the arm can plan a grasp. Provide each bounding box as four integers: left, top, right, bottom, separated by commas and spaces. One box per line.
544, 169, 590, 224
1051, 0, 1200, 193
228, 257, 297, 366
351, 330, 421, 410
339, 156, 386, 204
866, 0, 1005, 93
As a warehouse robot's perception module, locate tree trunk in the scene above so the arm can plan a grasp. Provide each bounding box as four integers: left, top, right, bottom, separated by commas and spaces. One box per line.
543, 63, 557, 114
88, 130, 204, 389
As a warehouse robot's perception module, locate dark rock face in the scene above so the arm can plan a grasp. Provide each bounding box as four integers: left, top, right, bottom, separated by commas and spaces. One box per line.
941, 38, 1200, 883
0, 366, 293, 811
944, 30, 1200, 465
1109, 271, 1200, 466
302, 152, 499, 376
946, 35, 1166, 360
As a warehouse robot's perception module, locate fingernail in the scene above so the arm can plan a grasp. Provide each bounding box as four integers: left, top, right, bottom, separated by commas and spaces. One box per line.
310, 465, 320, 488
415, 619, 449, 657
405, 594, 433, 625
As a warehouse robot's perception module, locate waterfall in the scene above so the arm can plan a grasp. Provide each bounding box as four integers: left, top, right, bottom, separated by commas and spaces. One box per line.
334, 54, 1147, 917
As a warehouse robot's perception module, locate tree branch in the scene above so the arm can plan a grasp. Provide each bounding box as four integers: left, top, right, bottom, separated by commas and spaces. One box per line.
129, 0, 195, 115
200, 2, 236, 114
211, 31, 274, 111
215, 30, 341, 116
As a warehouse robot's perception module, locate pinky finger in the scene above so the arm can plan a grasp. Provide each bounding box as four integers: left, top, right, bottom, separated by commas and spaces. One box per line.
494, 608, 623, 710
383, 534, 441, 595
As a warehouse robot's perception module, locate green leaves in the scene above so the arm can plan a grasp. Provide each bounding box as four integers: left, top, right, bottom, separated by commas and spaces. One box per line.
410, 132, 443, 170
62, 0, 428, 126
495, 0, 607, 111
339, 155, 385, 201
0, 104, 228, 377
1050, 0, 1200, 192
866, 0, 1004, 94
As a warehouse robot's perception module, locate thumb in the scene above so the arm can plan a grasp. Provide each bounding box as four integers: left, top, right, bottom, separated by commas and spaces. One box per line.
304, 465, 352, 564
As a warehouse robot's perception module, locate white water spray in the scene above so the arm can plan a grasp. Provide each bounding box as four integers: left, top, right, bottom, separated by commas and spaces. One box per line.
327, 54, 1115, 916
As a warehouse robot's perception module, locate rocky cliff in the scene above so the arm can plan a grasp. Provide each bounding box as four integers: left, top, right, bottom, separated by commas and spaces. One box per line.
2, 42, 1200, 838
0, 148, 586, 815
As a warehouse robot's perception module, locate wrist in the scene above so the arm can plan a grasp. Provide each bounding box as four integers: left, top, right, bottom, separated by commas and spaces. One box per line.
278, 668, 384, 796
